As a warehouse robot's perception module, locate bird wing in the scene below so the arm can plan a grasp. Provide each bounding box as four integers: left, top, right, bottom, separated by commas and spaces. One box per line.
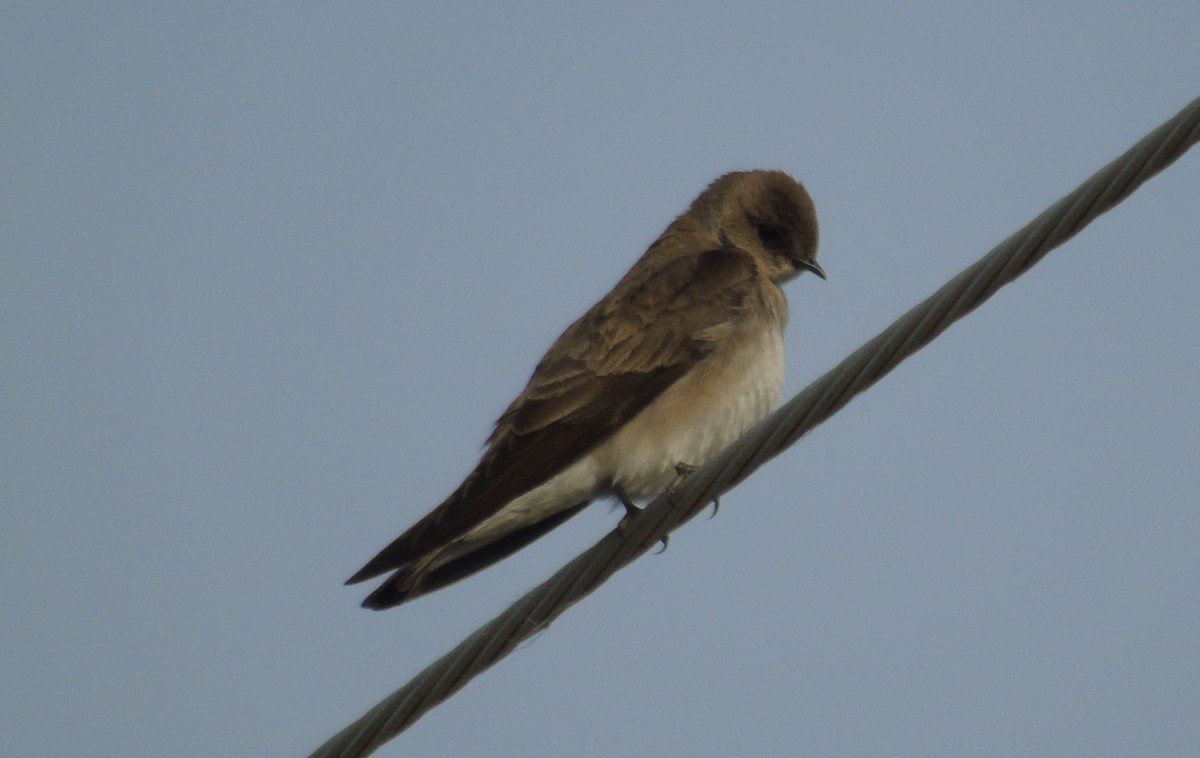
347, 245, 764, 583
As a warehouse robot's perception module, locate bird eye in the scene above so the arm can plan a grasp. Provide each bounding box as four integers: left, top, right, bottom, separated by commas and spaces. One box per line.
756, 224, 785, 249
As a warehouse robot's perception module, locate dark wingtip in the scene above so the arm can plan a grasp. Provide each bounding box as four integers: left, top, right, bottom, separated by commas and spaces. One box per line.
360, 581, 411, 611
352, 501, 594, 610
345, 544, 411, 585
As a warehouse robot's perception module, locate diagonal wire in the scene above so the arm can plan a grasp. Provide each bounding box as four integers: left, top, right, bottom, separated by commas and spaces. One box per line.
310, 95, 1200, 758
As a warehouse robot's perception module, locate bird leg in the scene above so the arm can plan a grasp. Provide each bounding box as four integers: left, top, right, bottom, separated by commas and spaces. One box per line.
666, 462, 698, 506
615, 486, 669, 553
616, 487, 640, 521
668, 461, 719, 517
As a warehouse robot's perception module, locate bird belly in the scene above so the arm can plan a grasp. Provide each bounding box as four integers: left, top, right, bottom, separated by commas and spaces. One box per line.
595, 323, 785, 498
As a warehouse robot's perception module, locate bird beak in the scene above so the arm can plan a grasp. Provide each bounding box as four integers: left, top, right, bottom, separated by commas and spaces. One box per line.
797, 257, 826, 280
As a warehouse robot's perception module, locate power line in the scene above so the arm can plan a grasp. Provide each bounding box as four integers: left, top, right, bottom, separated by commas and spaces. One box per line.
309, 94, 1200, 758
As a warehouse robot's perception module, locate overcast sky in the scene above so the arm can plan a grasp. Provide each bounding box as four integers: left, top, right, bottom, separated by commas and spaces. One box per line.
4, 4, 1199, 757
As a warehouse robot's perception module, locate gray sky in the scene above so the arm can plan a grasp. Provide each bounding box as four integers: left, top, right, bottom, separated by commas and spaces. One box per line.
4, 4, 1199, 757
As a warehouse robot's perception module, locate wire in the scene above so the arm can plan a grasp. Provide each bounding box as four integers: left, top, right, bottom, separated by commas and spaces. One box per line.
309, 94, 1200, 758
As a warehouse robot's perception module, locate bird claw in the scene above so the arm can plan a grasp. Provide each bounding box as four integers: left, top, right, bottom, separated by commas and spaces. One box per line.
619, 501, 667, 554
616, 489, 639, 534
707, 497, 720, 519
615, 488, 669, 555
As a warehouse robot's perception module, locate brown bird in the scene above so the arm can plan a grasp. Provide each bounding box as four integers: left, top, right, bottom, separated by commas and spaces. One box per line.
348, 170, 824, 609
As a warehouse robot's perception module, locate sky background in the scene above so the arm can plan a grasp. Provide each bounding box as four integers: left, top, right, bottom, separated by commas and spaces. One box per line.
4, 4, 1199, 757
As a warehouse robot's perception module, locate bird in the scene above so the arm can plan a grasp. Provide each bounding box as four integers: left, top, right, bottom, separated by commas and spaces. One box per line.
347, 170, 825, 609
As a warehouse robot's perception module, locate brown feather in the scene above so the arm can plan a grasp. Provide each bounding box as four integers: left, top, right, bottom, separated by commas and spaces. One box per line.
347, 248, 762, 583
346, 170, 823, 605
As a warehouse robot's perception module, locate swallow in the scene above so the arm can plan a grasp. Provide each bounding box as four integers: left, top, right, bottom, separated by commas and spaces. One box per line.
348, 170, 824, 609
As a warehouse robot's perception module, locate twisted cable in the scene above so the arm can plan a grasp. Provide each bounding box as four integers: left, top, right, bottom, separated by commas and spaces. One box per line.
310, 95, 1200, 758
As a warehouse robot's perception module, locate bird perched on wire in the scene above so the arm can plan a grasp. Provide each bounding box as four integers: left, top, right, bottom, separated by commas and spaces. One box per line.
347, 170, 825, 609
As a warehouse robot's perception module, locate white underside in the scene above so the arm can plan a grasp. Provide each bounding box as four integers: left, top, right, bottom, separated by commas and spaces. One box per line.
443, 322, 786, 563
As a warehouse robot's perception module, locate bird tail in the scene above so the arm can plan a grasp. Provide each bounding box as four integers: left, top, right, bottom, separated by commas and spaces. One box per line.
358, 501, 590, 610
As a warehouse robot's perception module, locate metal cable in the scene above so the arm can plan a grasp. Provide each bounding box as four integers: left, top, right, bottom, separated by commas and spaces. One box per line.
310, 95, 1200, 758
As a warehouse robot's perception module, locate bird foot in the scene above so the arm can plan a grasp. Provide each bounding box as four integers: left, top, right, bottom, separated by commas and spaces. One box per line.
666, 462, 697, 507
615, 489, 669, 553
616, 489, 639, 528
666, 462, 719, 517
